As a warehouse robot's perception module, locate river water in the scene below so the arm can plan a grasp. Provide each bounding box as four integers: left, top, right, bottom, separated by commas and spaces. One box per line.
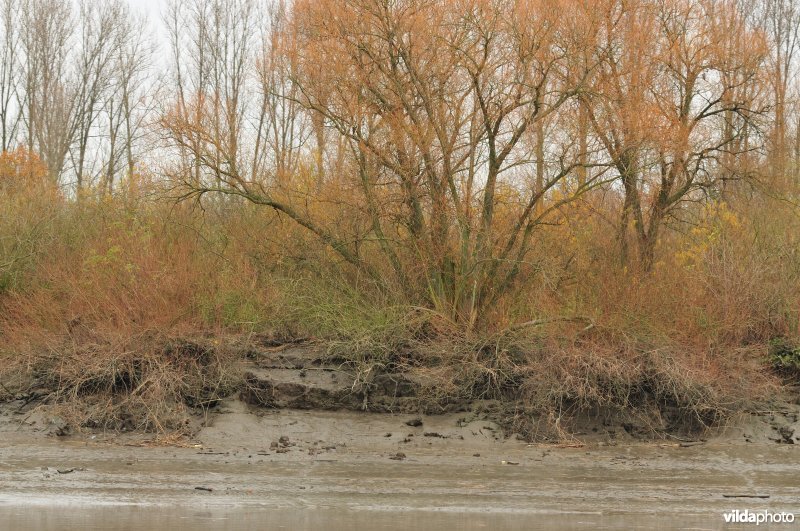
0, 434, 797, 530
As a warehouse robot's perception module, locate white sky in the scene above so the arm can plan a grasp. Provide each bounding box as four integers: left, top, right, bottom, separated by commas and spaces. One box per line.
127, 0, 164, 18
123, 0, 171, 67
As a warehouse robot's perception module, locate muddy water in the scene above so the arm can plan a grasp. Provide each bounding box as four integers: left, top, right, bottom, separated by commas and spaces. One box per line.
0, 434, 797, 530
0, 506, 722, 530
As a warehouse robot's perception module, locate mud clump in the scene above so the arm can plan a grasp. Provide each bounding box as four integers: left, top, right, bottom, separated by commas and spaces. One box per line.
777, 426, 794, 443
240, 346, 465, 415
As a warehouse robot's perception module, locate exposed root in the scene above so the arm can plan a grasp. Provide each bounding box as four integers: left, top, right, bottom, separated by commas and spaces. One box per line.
0, 334, 242, 435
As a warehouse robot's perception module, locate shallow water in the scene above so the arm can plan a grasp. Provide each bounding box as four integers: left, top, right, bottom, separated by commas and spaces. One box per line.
0, 435, 797, 530
0, 505, 736, 531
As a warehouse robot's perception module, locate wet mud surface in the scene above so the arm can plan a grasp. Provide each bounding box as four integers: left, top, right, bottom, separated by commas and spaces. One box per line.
1, 397, 799, 530
1, 344, 799, 529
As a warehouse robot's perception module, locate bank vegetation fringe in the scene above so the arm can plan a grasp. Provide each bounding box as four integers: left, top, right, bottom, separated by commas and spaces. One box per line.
1, 0, 800, 437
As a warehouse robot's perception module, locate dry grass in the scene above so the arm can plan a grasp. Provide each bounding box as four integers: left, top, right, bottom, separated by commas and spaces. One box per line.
0, 186, 252, 434
392, 321, 777, 438
0, 179, 796, 437
1, 332, 241, 434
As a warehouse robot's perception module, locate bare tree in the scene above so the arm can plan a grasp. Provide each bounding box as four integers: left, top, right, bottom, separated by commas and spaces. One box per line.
164, 0, 262, 189
760, 0, 800, 180
21, 0, 75, 184
254, 0, 307, 183
101, 4, 155, 193
69, 0, 129, 190
0, 0, 22, 152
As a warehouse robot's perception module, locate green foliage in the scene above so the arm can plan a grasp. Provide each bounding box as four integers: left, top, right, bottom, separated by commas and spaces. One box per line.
270, 274, 447, 376
769, 338, 800, 378
197, 288, 269, 330
0, 271, 12, 294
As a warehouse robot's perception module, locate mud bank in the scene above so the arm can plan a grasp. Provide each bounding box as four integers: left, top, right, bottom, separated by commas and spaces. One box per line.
5, 340, 798, 442
1, 343, 799, 529
0, 398, 799, 530
233, 344, 796, 441
3, 343, 800, 446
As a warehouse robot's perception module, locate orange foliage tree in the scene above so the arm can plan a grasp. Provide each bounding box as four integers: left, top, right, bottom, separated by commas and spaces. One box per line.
161, 0, 777, 329
0, 147, 54, 197
167, 0, 609, 326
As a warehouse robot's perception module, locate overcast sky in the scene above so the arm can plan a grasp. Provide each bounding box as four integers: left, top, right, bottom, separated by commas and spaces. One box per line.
124, 0, 171, 63
127, 0, 163, 18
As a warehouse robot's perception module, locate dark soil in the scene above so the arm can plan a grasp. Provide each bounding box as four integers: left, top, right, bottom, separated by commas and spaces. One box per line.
2, 339, 800, 445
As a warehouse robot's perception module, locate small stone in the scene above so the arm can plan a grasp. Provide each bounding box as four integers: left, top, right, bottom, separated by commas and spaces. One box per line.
47, 416, 70, 437
778, 426, 795, 444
